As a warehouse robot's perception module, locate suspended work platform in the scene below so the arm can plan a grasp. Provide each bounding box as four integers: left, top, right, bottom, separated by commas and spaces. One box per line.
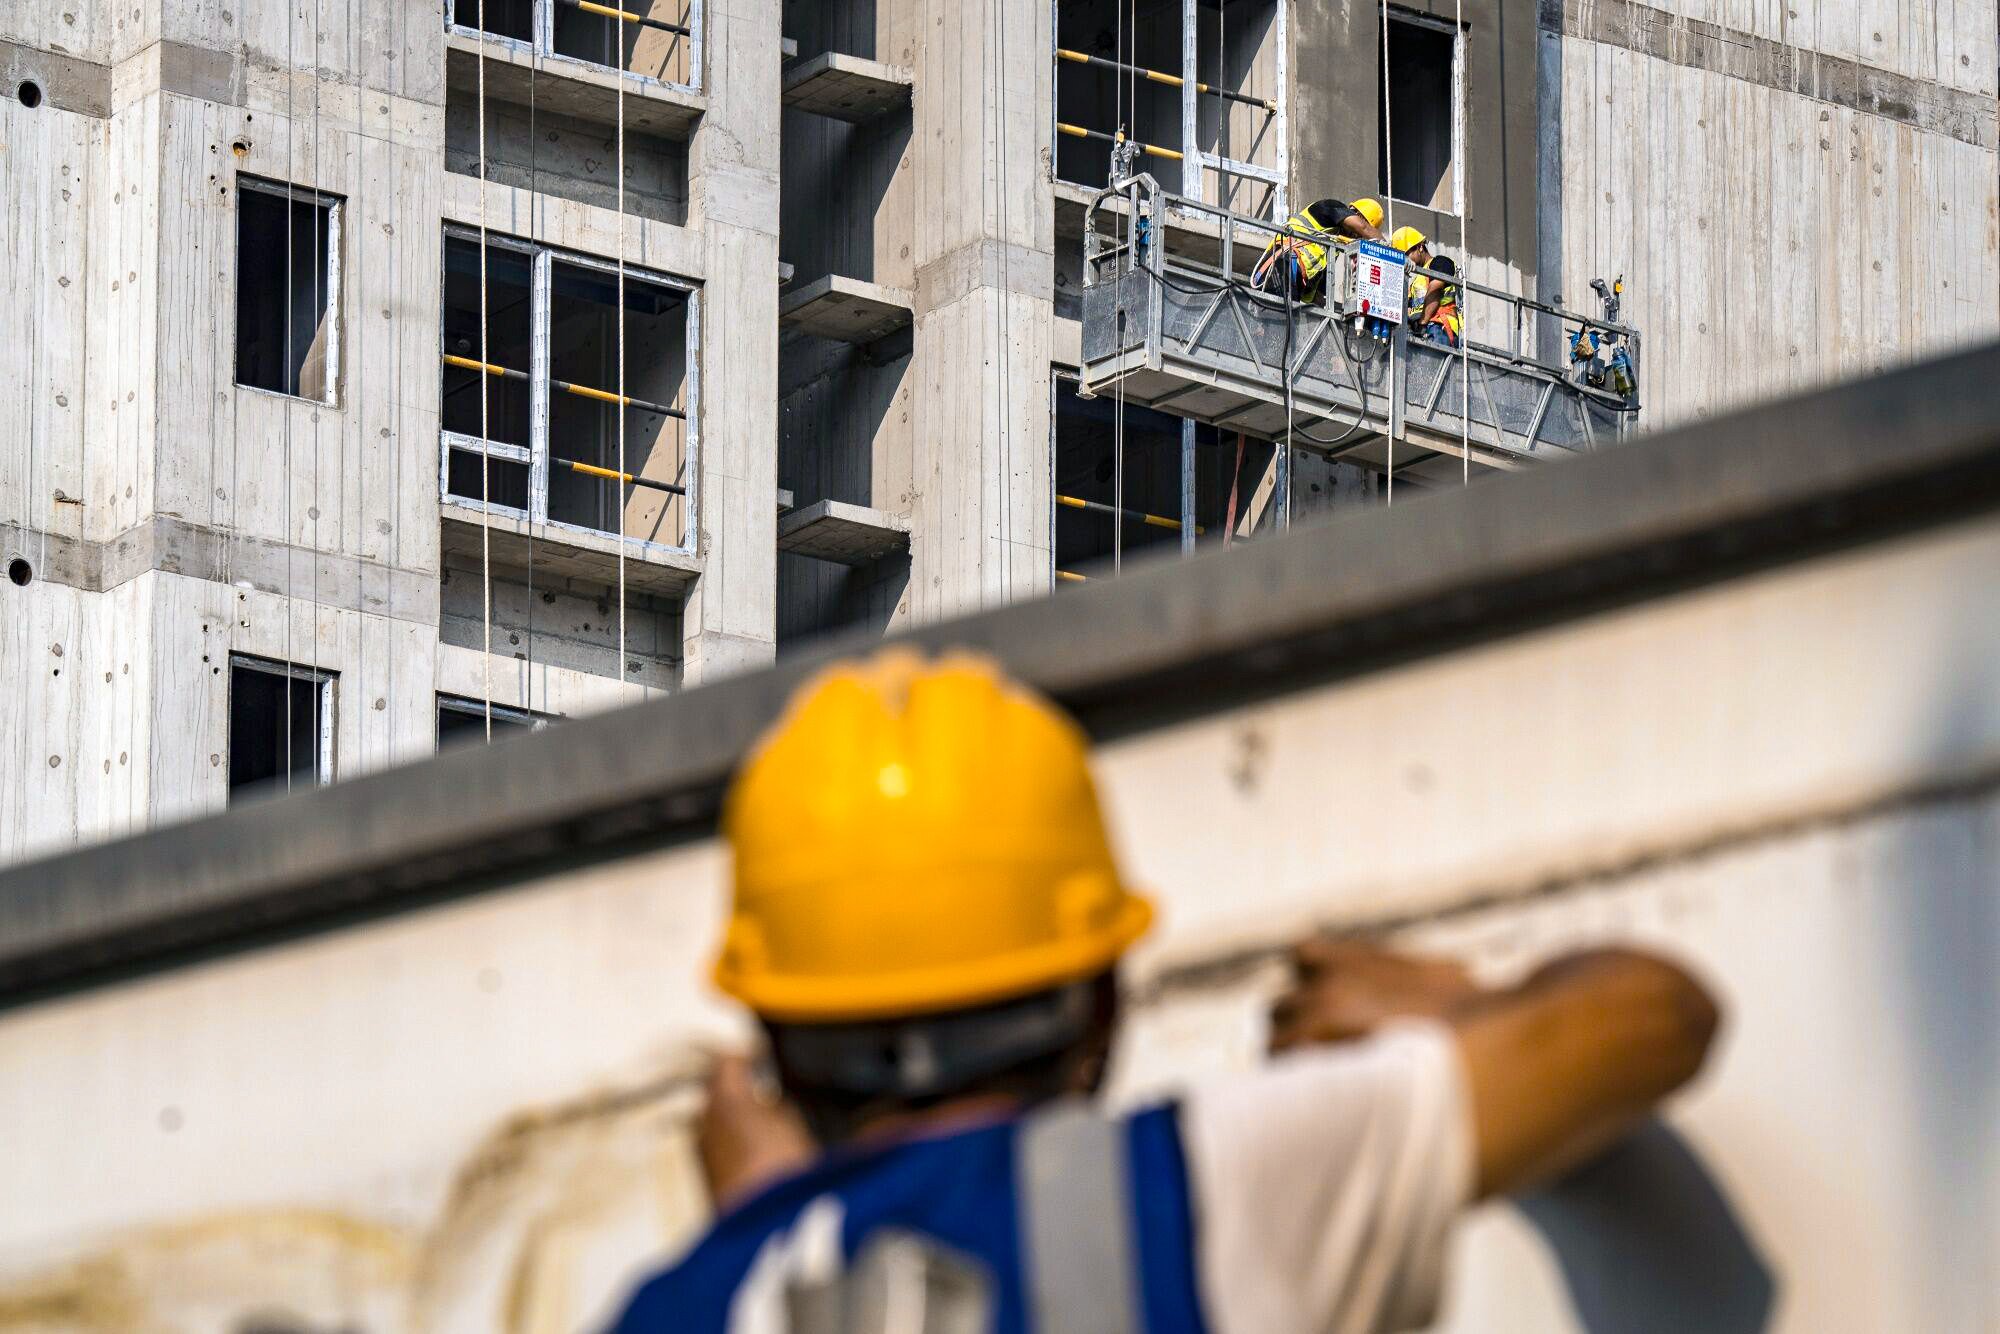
1077, 178, 1641, 478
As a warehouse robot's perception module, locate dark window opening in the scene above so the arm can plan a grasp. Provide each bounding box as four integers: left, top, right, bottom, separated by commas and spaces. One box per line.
1054, 386, 1190, 577
18, 81, 43, 109
235, 181, 337, 400
1196, 427, 1280, 541
442, 236, 534, 450
1380, 14, 1457, 212
451, 0, 534, 42
445, 448, 531, 511
8, 557, 31, 586
553, 0, 693, 83
1054, 0, 1187, 193
437, 694, 546, 748
228, 658, 332, 800
545, 260, 689, 543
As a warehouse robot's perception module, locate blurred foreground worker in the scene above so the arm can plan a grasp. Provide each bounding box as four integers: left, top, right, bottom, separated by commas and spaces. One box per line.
611, 652, 1721, 1334
1252, 196, 1386, 304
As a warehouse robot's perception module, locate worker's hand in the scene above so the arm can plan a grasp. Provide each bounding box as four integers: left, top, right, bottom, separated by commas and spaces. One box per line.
1268, 938, 1484, 1052
698, 1053, 818, 1213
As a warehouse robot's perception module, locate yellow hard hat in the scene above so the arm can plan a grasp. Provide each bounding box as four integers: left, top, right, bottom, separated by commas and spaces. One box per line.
1352, 198, 1385, 229
714, 651, 1154, 1023
1390, 225, 1428, 253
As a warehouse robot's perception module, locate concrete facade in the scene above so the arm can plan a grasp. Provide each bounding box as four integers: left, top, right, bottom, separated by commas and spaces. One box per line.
3, 4, 1998, 859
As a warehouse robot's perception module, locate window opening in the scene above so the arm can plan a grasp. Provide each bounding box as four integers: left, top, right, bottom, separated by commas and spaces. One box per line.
440, 229, 697, 554
437, 693, 549, 747
1053, 380, 1196, 580
228, 656, 335, 800
1379, 10, 1460, 213
450, 0, 699, 89
451, 0, 533, 41
1053, 0, 1285, 217
235, 179, 341, 402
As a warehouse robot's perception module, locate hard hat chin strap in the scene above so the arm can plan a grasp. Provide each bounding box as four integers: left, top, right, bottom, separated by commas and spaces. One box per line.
768, 980, 1100, 1103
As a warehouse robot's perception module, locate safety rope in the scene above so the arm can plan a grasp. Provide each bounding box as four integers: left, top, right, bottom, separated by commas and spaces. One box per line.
614, 1, 629, 694
1111, 0, 1130, 577
281, 0, 298, 783
525, 13, 541, 718
308, 0, 324, 780
478, 0, 493, 740
1380, 0, 1394, 507
1455, 0, 1470, 488
994, 0, 1016, 599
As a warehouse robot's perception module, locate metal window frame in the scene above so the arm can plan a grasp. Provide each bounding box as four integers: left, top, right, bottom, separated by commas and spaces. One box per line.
443, 0, 705, 96
1380, 5, 1466, 219
227, 653, 338, 791
435, 693, 552, 746
439, 225, 701, 559
1050, 0, 1288, 221
1181, 0, 1288, 219
234, 175, 344, 407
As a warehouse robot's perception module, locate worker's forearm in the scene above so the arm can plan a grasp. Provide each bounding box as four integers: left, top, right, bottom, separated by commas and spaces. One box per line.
1452, 948, 1721, 1198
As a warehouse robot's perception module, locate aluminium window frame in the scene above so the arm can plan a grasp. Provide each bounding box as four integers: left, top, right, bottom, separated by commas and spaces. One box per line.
1049, 0, 1289, 219
234, 175, 344, 407
438, 224, 702, 561
435, 692, 552, 747
227, 653, 338, 793
1380, 6, 1466, 219
443, 0, 704, 96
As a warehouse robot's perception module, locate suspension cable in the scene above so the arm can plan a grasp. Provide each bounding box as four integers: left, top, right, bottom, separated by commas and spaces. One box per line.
478, 0, 493, 740
1380, 0, 1395, 507
1456, 0, 1470, 488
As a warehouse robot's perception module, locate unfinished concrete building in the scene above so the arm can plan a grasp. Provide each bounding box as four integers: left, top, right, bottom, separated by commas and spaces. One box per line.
3, 1, 1996, 863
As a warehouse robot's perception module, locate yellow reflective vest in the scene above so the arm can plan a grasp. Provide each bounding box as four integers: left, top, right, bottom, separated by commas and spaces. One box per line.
1255, 202, 1351, 297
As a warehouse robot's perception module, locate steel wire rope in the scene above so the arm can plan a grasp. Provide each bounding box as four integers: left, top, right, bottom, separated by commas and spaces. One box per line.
308, 0, 325, 784
614, 0, 629, 697
478, 0, 494, 740
281, 0, 298, 786
1111, 0, 1132, 577
1380, 0, 1395, 506
523, 3, 542, 716
1455, 0, 1469, 487
994, 0, 1017, 598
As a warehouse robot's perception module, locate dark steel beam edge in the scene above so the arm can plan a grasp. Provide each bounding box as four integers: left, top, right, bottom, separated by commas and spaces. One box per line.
6, 343, 2000, 1001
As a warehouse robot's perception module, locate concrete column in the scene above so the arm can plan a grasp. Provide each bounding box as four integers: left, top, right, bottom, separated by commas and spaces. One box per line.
904, 0, 1054, 621
682, 0, 782, 684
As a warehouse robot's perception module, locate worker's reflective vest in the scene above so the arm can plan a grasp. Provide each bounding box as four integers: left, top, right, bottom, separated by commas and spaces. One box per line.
611, 1100, 1199, 1332
1254, 203, 1347, 294
1409, 275, 1462, 343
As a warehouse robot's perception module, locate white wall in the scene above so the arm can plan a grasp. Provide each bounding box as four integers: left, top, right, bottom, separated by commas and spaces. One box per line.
1, 510, 1993, 1331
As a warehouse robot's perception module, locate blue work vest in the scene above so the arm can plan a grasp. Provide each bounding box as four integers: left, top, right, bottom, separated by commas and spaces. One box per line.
610, 1101, 1209, 1334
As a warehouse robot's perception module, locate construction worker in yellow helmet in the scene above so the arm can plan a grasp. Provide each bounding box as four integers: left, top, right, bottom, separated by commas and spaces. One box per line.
610, 651, 1721, 1334
1252, 196, 1386, 304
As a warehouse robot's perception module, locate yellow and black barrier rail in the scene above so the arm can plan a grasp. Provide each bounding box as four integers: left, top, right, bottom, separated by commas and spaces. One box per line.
557, 457, 686, 497
1055, 122, 1182, 163
1057, 493, 1203, 533
1055, 48, 1276, 114
550, 0, 692, 39
443, 353, 688, 422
